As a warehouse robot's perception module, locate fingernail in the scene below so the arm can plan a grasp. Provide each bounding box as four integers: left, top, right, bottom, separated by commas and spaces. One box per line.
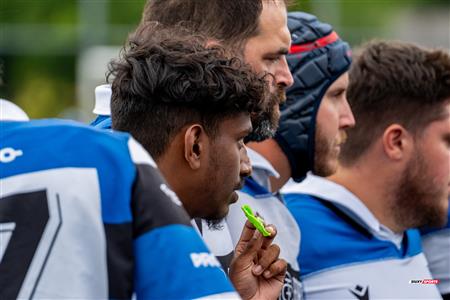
253, 265, 263, 275
263, 270, 271, 278
265, 226, 275, 234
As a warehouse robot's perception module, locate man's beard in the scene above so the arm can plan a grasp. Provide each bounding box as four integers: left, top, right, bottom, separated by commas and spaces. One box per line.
392, 150, 448, 230
206, 219, 225, 231
245, 87, 285, 143
314, 126, 346, 177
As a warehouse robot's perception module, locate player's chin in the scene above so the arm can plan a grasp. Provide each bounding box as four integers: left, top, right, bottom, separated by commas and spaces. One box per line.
217, 192, 238, 217
230, 191, 239, 204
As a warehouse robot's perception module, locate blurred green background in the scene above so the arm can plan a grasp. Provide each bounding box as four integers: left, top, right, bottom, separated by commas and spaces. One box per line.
1, 0, 449, 121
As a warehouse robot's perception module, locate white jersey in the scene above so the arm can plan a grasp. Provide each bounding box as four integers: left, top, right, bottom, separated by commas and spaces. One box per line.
283, 173, 442, 299
226, 148, 303, 300
421, 206, 450, 297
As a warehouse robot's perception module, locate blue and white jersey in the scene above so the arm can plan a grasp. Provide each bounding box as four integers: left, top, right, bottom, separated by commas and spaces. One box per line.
89, 86, 237, 275
283, 173, 442, 299
226, 148, 303, 300
421, 203, 450, 297
0, 119, 237, 300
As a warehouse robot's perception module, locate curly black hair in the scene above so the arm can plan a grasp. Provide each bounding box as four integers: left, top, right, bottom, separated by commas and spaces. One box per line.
109, 22, 266, 159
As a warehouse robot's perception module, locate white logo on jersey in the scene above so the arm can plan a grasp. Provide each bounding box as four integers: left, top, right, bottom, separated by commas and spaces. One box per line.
0, 147, 23, 163
190, 253, 221, 268
160, 184, 182, 206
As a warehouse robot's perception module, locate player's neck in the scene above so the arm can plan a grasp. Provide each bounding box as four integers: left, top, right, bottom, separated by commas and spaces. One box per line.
328, 164, 404, 234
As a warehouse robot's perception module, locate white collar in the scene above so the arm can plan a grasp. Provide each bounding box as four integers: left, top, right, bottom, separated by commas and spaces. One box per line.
247, 147, 280, 178
0, 99, 29, 121
93, 84, 112, 116
282, 173, 403, 248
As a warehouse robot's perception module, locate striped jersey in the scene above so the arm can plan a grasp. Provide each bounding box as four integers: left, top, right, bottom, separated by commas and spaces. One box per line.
0, 119, 237, 299
283, 174, 441, 299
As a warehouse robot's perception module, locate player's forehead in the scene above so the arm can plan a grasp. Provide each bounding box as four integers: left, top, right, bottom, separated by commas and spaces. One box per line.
256, 1, 290, 46
327, 73, 349, 92
217, 112, 253, 137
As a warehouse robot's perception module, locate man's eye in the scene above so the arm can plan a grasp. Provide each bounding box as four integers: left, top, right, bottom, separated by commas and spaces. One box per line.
331, 90, 345, 98
238, 139, 245, 149
265, 57, 280, 63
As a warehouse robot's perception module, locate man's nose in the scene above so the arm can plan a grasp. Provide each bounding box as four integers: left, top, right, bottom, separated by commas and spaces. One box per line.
340, 98, 355, 129
240, 146, 252, 178
276, 57, 294, 88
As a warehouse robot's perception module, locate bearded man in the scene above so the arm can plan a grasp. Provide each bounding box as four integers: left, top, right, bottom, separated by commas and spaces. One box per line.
282, 40, 450, 299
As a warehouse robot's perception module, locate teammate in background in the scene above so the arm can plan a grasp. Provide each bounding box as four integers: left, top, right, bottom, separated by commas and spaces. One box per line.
91, 0, 293, 141
226, 12, 355, 299
1, 114, 238, 299
421, 202, 450, 299
141, 0, 293, 143
283, 41, 450, 299
110, 23, 287, 300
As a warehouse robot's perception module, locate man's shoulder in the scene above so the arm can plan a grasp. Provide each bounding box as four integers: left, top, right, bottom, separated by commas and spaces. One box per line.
288, 194, 423, 276
2, 119, 133, 173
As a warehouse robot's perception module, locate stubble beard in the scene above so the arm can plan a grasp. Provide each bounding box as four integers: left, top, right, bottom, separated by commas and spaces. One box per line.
203, 150, 228, 230
314, 127, 346, 177
392, 151, 448, 230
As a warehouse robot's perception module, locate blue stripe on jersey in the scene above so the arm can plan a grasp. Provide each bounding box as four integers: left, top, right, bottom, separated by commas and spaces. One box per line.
91, 116, 112, 130
240, 177, 272, 198
1, 120, 135, 223
284, 193, 423, 277
134, 224, 235, 299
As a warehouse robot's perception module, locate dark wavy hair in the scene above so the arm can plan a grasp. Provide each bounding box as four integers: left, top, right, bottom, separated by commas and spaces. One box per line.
109, 22, 266, 159
340, 40, 450, 166
141, 0, 290, 51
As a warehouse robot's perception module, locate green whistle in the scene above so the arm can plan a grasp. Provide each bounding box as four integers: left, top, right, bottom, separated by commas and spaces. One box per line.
241, 204, 271, 237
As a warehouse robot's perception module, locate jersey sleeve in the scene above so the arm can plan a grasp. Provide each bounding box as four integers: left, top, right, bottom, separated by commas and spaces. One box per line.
128, 138, 238, 299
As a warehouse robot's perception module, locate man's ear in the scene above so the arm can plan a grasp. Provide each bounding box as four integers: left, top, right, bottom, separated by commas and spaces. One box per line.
184, 124, 207, 170
382, 124, 412, 161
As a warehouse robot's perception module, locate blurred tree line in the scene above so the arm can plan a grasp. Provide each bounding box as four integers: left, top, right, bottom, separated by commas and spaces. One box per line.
0, 0, 449, 119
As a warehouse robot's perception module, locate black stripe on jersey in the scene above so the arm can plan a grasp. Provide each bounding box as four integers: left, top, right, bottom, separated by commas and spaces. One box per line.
194, 218, 203, 235
216, 251, 234, 275
104, 222, 133, 299
131, 164, 192, 238
105, 164, 192, 299
30, 194, 63, 298
279, 264, 301, 300
0, 190, 49, 299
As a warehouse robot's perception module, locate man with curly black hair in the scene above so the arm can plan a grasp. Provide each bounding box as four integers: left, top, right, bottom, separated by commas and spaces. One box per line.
110, 23, 287, 300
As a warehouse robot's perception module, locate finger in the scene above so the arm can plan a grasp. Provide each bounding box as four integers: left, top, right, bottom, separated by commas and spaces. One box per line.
261, 224, 277, 250
263, 258, 287, 281
252, 244, 280, 276
234, 219, 260, 258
